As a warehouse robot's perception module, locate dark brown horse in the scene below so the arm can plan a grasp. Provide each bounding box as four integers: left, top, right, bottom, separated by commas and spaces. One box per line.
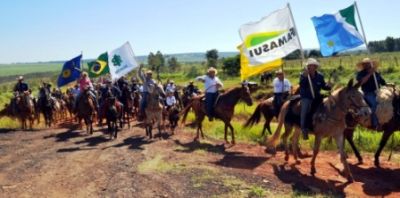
121, 85, 134, 128
76, 89, 96, 134
343, 86, 400, 167
132, 91, 140, 119
181, 84, 253, 144
243, 85, 300, 136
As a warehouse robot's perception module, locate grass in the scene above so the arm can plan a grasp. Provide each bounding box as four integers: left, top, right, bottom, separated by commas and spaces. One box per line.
137, 154, 179, 174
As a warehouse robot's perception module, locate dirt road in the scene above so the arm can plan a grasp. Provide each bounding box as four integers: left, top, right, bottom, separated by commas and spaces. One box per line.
0, 122, 399, 197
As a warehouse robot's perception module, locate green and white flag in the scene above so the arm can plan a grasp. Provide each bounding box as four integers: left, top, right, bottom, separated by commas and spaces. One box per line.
108, 42, 138, 80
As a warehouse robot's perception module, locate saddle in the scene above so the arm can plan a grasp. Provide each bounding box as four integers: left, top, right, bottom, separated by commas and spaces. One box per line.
285, 95, 324, 131
376, 86, 396, 124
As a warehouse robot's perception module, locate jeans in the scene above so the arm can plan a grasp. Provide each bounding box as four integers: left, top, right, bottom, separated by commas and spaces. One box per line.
364, 91, 379, 127
301, 98, 313, 132
205, 92, 218, 118
140, 92, 149, 115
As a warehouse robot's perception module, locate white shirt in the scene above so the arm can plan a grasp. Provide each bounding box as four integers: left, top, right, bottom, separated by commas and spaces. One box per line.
273, 78, 291, 93
166, 96, 176, 106
196, 75, 223, 93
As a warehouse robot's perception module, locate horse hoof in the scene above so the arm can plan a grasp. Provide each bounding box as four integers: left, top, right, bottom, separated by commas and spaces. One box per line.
374, 160, 381, 168
347, 176, 354, 183
310, 167, 316, 176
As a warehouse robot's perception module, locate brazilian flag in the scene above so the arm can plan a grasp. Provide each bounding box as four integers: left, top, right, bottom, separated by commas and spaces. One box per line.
88, 52, 109, 78
57, 55, 82, 88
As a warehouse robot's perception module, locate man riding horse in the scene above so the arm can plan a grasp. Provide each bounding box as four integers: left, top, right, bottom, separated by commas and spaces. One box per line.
11, 76, 30, 114
75, 72, 98, 112
195, 67, 223, 121
138, 64, 157, 121
356, 57, 387, 130
272, 69, 292, 116
300, 58, 331, 140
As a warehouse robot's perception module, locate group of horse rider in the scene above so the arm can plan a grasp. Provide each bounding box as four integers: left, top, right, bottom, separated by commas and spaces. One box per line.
9, 57, 386, 137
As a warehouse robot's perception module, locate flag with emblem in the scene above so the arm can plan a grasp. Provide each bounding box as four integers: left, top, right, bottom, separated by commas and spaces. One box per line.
238, 44, 282, 81
108, 42, 138, 80
311, 4, 364, 56
88, 52, 109, 78
57, 55, 82, 87
239, 5, 301, 65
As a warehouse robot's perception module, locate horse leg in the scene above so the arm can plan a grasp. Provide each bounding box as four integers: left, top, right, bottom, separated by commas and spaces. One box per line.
108, 120, 112, 139
224, 125, 229, 144
344, 128, 363, 164
291, 128, 301, 163
310, 135, 322, 176
158, 119, 162, 140
114, 121, 118, 139
374, 130, 394, 167
228, 123, 235, 145
335, 134, 354, 182
281, 124, 293, 162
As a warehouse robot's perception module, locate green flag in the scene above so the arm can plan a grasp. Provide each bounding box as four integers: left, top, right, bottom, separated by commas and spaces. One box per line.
88, 52, 109, 78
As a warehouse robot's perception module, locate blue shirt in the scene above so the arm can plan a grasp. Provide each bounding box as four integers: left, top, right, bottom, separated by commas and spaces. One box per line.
14, 82, 29, 92
299, 72, 331, 99
356, 70, 386, 93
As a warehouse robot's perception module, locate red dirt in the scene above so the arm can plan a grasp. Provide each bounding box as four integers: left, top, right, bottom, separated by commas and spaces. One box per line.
0, 122, 399, 197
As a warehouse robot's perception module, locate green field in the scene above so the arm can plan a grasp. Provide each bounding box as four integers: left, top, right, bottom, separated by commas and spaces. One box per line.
1, 52, 400, 156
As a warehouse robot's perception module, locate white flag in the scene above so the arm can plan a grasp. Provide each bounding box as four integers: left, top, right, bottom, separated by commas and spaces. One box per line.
239, 5, 300, 65
108, 42, 138, 80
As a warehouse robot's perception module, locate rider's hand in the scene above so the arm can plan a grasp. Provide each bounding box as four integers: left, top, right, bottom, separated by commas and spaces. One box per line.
302, 68, 309, 77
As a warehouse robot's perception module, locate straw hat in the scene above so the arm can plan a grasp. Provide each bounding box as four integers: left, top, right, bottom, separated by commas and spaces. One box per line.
306, 58, 320, 67
356, 57, 379, 70
275, 69, 284, 74
207, 67, 218, 75
17, 76, 24, 80
146, 70, 153, 75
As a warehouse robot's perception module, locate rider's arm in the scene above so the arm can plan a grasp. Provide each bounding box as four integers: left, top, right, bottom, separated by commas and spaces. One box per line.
195, 75, 206, 83
215, 77, 223, 88
320, 75, 331, 91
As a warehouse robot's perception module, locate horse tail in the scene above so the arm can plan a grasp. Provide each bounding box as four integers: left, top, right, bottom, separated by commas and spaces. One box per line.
243, 102, 264, 128
266, 101, 289, 147
180, 100, 193, 126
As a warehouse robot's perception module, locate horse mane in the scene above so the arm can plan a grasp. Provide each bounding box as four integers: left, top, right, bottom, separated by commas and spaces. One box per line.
220, 86, 242, 98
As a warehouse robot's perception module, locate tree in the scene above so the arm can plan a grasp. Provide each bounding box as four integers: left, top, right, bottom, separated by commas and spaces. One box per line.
308, 49, 322, 58
147, 52, 156, 71
385, 36, 395, 52
206, 49, 219, 68
222, 55, 240, 76
167, 56, 180, 71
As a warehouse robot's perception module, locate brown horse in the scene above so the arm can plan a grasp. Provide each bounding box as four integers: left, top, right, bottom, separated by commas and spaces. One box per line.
14, 92, 35, 130
267, 79, 370, 182
244, 85, 300, 136
343, 86, 400, 167
121, 85, 134, 128
76, 89, 96, 134
181, 84, 253, 144
144, 83, 165, 139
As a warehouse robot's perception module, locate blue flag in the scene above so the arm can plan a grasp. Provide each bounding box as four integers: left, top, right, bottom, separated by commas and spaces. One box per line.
57, 55, 82, 87
311, 4, 364, 56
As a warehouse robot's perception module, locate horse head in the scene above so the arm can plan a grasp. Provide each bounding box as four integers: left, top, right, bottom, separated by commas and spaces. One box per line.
336, 79, 371, 117
240, 83, 253, 106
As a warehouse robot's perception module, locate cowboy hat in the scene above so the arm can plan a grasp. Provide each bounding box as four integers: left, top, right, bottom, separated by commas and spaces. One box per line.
306, 58, 320, 67
207, 67, 218, 74
17, 76, 24, 80
275, 69, 284, 74
356, 57, 379, 69
146, 70, 153, 75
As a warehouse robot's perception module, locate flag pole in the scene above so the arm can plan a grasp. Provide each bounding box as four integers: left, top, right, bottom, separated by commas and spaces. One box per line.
354, 1, 379, 90
287, 2, 315, 98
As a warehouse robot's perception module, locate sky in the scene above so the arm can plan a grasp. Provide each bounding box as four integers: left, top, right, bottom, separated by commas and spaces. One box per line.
0, 0, 399, 63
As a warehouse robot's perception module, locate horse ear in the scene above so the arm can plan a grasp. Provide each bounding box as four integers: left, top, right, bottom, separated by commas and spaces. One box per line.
347, 79, 354, 89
